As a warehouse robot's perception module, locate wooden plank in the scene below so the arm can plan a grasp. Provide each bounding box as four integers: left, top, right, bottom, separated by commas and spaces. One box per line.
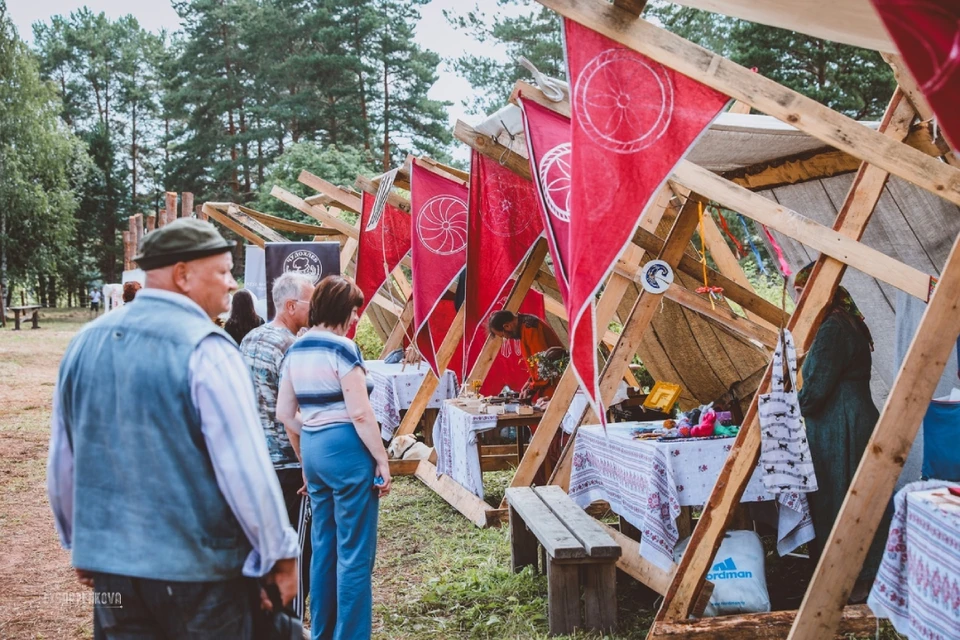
202, 204, 265, 248
298, 170, 362, 213
671, 160, 933, 300
787, 121, 960, 640
652, 605, 875, 639
662, 284, 777, 348
216, 204, 287, 243
613, 0, 646, 15
413, 155, 470, 185
546, 556, 582, 635
659, 89, 916, 623
535, 0, 960, 207
354, 175, 412, 214
340, 237, 359, 273
505, 487, 586, 560
509, 503, 540, 572
598, 521, 675, 595
388, 459, 420, 476
582, 563, 617, 632
724, 149, 862, 191
414, 460, 496, 528
380, 298, 414, 357
240, 207, 340, 236
455, 120, 532, 181
534, 486, 620, 558
270, 186, 359, 239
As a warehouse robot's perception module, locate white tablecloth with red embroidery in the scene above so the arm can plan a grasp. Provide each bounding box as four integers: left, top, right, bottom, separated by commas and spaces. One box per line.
366, 361, 459, 440
868, 481, 960, 639
568, 422, 814, 571
433, 400, 499, 499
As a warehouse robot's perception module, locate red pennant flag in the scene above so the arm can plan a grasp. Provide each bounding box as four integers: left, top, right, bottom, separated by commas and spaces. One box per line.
565, 18, 729, 420
464, 150, 545, 361
411, 161, 469, 376
519, 97, 574, 305
871, 1, 960, 149
354, 192, 411, 327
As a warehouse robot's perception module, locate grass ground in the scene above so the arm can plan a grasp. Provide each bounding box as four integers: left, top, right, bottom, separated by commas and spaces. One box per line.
0, 308, 904, 639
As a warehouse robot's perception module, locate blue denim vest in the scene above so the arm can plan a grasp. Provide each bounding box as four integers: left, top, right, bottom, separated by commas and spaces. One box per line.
57, 293, 250, 581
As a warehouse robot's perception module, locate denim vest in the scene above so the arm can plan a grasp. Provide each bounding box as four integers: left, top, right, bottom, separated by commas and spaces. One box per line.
57, 293, 250, 581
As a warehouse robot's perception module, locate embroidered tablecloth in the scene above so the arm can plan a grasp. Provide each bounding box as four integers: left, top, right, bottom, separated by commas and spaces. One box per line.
366, 360, 459, 440
868, 481, 960, 639
433, 401, 499, 499
568, 422, 814, 571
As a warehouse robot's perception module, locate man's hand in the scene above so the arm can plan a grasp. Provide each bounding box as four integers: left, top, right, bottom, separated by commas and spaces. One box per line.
76, 569, 94, 589
261, 558, 298, 610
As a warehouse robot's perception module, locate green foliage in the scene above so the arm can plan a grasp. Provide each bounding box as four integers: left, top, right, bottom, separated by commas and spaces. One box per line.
0, 1, 88, 300
354, 314, 384, 360
446, 0, 564, 115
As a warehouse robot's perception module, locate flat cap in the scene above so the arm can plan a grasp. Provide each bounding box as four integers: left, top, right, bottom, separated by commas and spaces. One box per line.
134, 218, 236, 271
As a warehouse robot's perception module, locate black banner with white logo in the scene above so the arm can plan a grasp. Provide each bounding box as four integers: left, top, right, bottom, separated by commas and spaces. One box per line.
264, 242, 340, 320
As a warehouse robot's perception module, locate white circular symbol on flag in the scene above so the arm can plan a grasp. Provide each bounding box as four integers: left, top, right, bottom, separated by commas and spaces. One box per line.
537, 142, 571, 223
417, 195, 467, 255
574, 49, 674, 154
482, 175, 533, 237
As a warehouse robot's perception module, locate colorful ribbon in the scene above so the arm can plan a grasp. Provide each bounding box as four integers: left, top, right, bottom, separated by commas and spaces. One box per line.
761, 224, 792, 277
738, 214, 767, 276
715, 210, 744, 258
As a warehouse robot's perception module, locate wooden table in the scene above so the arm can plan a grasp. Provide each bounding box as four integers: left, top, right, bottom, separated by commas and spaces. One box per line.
8, 305, 41, 330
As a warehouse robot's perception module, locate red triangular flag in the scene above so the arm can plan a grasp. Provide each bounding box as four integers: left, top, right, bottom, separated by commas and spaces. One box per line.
565, 18, 729, 421
411, 161, 468, 376
464, 150, 545, 360
519, 96, 574, 305
871, 0, 960, 149
354, 192, 411, 334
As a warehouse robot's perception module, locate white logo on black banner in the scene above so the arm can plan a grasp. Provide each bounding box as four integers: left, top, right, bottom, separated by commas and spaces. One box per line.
283, 249, 324, 284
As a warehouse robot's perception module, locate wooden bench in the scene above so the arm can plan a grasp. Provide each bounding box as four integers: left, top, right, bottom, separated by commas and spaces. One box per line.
8, 305, 41, 330
506, 485, 621, 635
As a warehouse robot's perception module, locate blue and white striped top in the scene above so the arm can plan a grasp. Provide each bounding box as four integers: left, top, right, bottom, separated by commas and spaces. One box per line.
281, 329, 374, 431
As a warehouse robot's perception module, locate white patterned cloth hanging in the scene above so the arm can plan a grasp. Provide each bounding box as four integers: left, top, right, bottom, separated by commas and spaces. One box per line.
759, 329, 818, 493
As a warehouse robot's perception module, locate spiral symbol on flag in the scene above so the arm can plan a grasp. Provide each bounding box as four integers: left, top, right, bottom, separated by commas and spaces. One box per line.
482, 175, 533, 237
574, 49, 674, 154
417, 195, 468, 255
538, 142, 571, 223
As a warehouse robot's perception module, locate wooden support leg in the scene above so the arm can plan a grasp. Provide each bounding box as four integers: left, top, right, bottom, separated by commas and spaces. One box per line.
583, 563, 617, 633
30, 311, 39, 330
508, 506, 539, 572
654, 90, 917, 626
546, 557, 581, 635
13, 310, 21, 331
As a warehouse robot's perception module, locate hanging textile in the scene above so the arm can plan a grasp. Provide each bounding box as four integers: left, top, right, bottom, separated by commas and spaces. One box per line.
464, 150, 544, 361
758, 329, 818, 493
353, 191, 411, 335
565, 18, 730, 421
411, 160, 468, 376
870, 1, 960, 149
518, 96, 574, 305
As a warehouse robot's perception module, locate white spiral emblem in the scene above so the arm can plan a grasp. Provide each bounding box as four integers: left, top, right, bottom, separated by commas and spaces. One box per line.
417, 195, 468, 255
537, 143, 571, 223
574, 49, 674, 154
482, 175, 533, 237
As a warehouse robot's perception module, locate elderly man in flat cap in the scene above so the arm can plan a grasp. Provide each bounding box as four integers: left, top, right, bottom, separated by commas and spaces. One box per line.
47, 219, 299, 638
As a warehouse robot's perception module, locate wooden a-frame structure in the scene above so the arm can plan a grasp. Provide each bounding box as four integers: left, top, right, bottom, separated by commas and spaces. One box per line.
522, 1, 960, 639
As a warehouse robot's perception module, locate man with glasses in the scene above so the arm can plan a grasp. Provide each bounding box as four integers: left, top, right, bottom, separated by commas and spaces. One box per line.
240, 271, 316, 618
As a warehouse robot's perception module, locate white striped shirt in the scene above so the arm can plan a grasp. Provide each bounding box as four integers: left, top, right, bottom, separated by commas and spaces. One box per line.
47, 289, 299, 578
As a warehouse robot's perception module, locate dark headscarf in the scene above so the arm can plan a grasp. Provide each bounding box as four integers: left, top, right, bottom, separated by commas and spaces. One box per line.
794, 262, 874, 350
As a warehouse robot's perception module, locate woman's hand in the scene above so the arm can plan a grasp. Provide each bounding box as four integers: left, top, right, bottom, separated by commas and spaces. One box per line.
374, 460, 392, 498
298, 468, 308, 496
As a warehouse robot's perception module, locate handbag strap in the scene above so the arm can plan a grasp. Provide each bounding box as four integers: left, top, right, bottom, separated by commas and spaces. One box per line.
771, 329, 787, 393
781, 329, 799, 392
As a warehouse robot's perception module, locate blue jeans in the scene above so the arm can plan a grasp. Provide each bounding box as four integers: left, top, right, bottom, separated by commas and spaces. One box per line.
302, 423, 379, 640
91, 573, 257, 639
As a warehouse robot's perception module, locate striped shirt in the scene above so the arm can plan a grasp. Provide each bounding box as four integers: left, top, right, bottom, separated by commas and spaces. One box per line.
47, 289, 299, 578
281, 330, 374, 431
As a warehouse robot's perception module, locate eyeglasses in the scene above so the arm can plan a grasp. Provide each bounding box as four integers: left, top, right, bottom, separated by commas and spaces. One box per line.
292, 300, 311, 305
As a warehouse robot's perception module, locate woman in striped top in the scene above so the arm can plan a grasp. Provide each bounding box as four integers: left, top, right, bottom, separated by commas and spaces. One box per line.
276, 275, 390, 640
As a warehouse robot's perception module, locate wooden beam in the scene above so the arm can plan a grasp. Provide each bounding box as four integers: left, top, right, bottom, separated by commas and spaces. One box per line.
270, 185, 359, 239
657, 89, 916, 624
511, 80, 570, 118
380, 297, 414, 357
239, 206, 340, 237
613, 0, 647, 15
671, 160, 933, 301
181, 192, 194, 220
354, 175, 412, 214
455, 120, 532, 180
209, 203, 287, 243
655, 606, 875, 639
202, 204, 265, 247
663, 284, 777, 348
410, 155, 470, 185
536, 0, 960, 207
298, 171, 362, 213
414, 460, 502, 528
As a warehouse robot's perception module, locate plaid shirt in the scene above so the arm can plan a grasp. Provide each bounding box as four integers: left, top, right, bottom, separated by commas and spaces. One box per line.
240, 323, 300, 469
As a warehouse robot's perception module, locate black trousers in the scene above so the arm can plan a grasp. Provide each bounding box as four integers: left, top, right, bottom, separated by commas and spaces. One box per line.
92, 573, 258, 639
276, 467, 311, 620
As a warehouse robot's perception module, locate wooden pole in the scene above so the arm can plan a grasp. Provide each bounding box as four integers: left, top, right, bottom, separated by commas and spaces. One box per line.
146, 214, 156, 231
164, 192, 177, 226
181, 192, 194, 219
654, 90, 916, 625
